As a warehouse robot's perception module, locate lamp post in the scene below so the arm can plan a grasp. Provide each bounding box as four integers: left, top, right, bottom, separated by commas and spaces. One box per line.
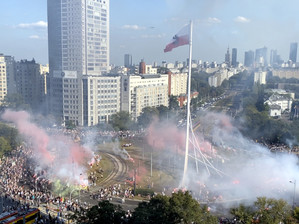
290, 180, 296, 209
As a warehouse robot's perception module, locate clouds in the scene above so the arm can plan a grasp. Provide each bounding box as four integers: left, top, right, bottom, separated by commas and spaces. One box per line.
16, 20, 47, 29
141, 34, 165, 39
14, 21, 48, 40
234, 16, 250, 23
122, 24, 146, 30
29, 35, 40, 39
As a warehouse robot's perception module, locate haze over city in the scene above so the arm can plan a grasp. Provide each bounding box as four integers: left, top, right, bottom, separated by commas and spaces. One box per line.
1, 0, 299, 65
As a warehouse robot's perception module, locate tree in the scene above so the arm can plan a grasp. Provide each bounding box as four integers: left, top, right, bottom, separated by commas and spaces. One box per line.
293, 206, 299, 222
65, 120, 76, 130
0, 93, 31, 111
110, 111, 133, 131
169, 95, 180, 111
72, 200, 125, 224
230, 197, 295, 224
137, 107, 159, 128
131, 191, 218, 224
0, 123, 20, 151
0, 137, 11, 158
253, 197, 293, 224
130, 195, 170, 224
230, 204, 254, 224
156, 105, 170, 121
168, 191, 207, 224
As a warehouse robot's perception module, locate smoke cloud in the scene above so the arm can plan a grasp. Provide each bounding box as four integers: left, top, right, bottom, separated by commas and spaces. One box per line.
146, 111, 299, 207
2, 109, 94, 186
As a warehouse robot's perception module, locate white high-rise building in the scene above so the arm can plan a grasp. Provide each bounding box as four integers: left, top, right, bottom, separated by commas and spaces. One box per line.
121, 74, 169, 121
47, 0, 110, 126
0, 55, 7, 104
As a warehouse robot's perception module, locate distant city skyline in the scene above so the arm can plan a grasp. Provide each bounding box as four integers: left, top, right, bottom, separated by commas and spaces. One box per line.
1, 0, 299, 66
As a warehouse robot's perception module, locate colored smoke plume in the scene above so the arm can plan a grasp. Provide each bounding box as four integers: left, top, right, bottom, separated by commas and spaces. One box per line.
146, 120, 185, 153
143, 111, 299, 207
185, 112, 299, 206
2, 109, 94, 186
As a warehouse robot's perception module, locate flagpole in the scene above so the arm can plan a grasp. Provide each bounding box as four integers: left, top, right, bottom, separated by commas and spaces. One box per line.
182, 20, 193, 187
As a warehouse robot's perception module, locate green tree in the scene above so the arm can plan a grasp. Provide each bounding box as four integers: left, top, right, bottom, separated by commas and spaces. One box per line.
0, 123, 20, 151
0, 137, 11, 157
230, 197, 296, 224
293, 206, 299, 222
137, 107, 159, 128
253, 197, 293, 224
72, 200, 125, 224
65, 120, 76, 130
168, 191, 206, 224
110, 111, 133, 131
131, 191, 217, 224
230, 204, 254, 224
156, 105, 170, 121
169, 95, 180, 111
1, 93, 31, 111
130, 195, 170, 224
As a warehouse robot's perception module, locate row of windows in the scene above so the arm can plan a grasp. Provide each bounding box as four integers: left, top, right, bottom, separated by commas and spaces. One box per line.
64, 95, 78, 99
64, 100, 78, 104
64, 110, 79, 114
64, 89, 79, 94
64, 105, 79, 109
63, 84, 79, 88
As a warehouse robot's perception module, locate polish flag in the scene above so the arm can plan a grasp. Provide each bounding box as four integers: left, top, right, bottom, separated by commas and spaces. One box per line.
164, 24, 190, 53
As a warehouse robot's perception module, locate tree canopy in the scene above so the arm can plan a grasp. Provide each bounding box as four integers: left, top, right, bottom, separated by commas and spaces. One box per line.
0, 122, 20, 157
130, 191, 218, 224
110, 111, 133, 131
230, 197, 295, 224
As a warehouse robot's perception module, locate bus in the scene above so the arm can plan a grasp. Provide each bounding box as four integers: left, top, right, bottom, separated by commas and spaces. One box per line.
0, 208, 40, 224
0, 211, 18, 222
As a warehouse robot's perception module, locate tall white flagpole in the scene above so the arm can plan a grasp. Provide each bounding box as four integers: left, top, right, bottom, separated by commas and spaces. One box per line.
182, 20, 193, 187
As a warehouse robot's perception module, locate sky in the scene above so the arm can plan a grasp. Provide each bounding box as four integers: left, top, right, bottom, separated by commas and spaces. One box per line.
1, 0, 299, 66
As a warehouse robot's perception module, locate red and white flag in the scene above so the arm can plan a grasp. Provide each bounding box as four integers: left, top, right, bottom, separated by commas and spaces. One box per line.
164, 24, 190, 53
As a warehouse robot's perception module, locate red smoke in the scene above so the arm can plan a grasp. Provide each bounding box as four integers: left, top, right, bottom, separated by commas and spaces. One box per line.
2, 110, 54, 164
1, 110, 93, 184
146, 121, 185, 153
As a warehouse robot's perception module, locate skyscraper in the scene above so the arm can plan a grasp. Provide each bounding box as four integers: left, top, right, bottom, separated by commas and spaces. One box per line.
255, 47, 267, 66
47, 0, 110, 126
231, 48, 237, 67
244, 50, 254, 67
289, 42, 298, 64
225, 47, 230, 66
124, 54, 132, 67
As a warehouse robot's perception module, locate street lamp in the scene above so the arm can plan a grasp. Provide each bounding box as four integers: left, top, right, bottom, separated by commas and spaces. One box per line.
290, 180, 296, 209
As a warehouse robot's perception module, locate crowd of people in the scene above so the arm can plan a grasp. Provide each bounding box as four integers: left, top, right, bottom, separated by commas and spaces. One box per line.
260, 142, 299, 154
89, 184, 134, 201
0, 126, 138, 224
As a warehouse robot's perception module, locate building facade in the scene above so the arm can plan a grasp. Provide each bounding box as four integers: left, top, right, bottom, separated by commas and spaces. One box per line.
289, 42, 298, 64
244, 50, 254, 67
83, 75, 120, 126
120, 74, 168, 120
231, 48, 237, 67
254, 71, 267, 85
255, 47, 267, 66
168, 72, 187, 96
47, 0, 110, 126
225, 47, 230, 66
124, 54, 132, 67
272, 68, 299, 79
0, 55, 7, 104
15, 59, 47, 112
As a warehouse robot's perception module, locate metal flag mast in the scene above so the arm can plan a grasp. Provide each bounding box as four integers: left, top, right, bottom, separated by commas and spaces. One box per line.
182, 20, 193, 186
